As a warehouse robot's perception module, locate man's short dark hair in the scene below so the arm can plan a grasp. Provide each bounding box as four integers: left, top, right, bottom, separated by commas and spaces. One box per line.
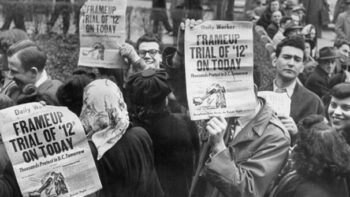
275, 35, 305, 59
331, 83, 350, 99
334, 39, 350, 49
135, 34, 162, 51
7, 40, 47, 72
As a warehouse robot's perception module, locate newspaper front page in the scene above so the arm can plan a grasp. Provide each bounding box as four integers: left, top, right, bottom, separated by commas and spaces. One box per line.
78, 0, 127, 68
0, 103, 102, 197
184, 21, 256, 120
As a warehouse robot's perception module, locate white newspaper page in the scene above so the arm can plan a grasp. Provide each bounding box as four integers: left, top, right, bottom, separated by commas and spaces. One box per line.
0, 103, 102, 197
78, 0, 127, 68
258, 91, 291, 117
185, 21, 256, 120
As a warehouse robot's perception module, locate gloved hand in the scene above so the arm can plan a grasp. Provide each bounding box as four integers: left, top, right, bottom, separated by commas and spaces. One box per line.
119, 43, 141, 65
176, 19, 203, 56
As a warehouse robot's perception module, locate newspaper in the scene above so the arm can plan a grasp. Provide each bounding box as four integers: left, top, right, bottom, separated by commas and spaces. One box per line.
258, 91, 291, 117
0, 103, 102, 197
78, 0, 127, 68
184, 20, 256, 120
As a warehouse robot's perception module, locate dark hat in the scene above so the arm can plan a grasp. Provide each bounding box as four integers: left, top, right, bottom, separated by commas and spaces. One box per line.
283, 22, 302, 37
318, 47, 339, 60
126, 69, 171, 106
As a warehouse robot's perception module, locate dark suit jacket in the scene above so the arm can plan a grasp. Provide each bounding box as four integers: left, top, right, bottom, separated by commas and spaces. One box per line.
305, 66, 330, 99
263, 81, 325, 124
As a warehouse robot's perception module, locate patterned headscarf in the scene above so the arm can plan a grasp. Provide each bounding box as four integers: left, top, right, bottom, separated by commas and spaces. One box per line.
80, 79, 129, 160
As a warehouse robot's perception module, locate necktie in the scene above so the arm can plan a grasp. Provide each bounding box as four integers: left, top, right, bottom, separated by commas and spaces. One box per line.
224, 118, 240, 143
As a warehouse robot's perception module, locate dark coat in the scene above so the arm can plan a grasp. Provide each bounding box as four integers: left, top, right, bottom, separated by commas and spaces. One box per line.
267, 22, 279, 39
275, 174, 349, 197
134, 112, 199, 197
263, 81, 325, 124
196, 99, 290, 197
305, 66, 330, 99
302, 0, 329, 37
329, 71, 346, 88
257, 9, 274, 30
90, 126, 164, 197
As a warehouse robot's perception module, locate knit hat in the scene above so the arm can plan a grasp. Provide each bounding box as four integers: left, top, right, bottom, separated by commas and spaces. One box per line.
126, 69, 171, 106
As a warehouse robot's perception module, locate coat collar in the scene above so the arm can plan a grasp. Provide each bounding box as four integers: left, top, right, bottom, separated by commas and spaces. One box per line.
230, 98, 274, 146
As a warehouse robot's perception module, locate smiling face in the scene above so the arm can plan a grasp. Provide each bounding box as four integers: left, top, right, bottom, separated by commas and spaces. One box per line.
275, 46, 304, 82
7, 53, 36, 89
337, 44, 350, 62
328, 96, 350, 131
138, 42, 162, 69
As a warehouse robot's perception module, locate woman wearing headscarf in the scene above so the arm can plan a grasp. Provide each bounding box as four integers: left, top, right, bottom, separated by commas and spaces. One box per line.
79, 79, 163, 197
270, 115, 350, 197
126, 69, 199, 197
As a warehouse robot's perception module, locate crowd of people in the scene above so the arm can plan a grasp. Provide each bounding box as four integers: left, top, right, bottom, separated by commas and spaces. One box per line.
0, 0, 350, 197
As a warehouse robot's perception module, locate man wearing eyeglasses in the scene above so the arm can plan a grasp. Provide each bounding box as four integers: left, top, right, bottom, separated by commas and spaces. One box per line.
135, 34, 163, 70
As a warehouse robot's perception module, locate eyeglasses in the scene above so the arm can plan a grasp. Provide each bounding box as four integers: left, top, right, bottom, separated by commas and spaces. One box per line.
138, 49, 159, 57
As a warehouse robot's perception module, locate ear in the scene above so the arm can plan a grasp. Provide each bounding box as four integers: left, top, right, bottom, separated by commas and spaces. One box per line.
272, 54, 277, 67
29, 67, 39, 77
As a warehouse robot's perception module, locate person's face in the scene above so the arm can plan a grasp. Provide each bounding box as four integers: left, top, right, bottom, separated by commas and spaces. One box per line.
328, 96, 350, 131
275, 46, 304, 81
7, 53, 36, 89
337, 44, 350, 59
270, 1, 280, 12
309, 28, 316, 39
305, 42, 311, 56
291, 14, 300, 25
272, 11, 282, 24
138, 42, 161, 69
320, 59, 336, 74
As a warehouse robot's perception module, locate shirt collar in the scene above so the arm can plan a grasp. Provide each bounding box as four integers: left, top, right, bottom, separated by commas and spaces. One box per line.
35, 69, 48, 87
273, 79, 296, 98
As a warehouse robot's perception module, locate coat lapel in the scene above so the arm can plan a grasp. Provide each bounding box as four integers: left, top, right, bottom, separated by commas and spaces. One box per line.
229, 99, 273, 147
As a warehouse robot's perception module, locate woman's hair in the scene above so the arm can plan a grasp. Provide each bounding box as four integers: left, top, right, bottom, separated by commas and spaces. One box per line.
293, 115, 350, 180
56, 72, 95, 116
